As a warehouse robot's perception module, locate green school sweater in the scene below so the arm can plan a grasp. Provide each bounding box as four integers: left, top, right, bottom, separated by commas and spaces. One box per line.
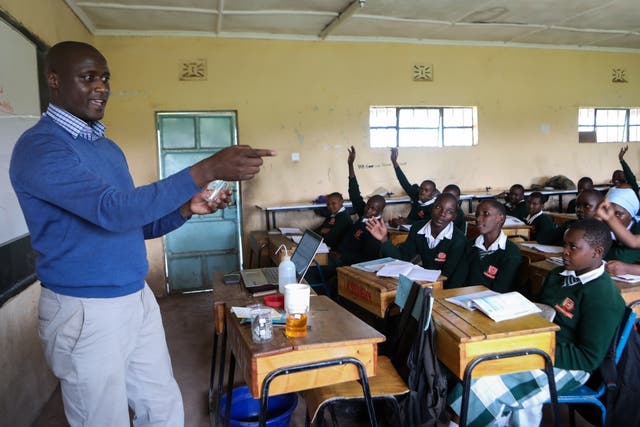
452, 238, 522, 293
528, 213, 557, 245
605, 221, 640, 264
621, 158, 640, 199
338, 177, 381, 265
537, 267, 625, 372
314, 210, 353, 249
506, 200, 528, 221
394, 166, 432, 223
379, 220, 467, 286
552, 220, 575, 246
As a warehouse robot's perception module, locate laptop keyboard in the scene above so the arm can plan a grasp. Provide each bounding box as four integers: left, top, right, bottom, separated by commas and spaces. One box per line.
263, 267, 279, 283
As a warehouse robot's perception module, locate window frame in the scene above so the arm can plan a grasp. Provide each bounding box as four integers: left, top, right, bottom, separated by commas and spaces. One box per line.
369, 106, 478, 148
578, 107, 640, 143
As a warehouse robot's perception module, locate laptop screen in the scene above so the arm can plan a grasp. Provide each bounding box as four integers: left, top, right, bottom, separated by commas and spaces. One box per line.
291, 230, 323, 278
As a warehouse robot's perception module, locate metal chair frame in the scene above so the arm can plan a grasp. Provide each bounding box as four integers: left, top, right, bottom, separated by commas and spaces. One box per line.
459, 348, 560, 427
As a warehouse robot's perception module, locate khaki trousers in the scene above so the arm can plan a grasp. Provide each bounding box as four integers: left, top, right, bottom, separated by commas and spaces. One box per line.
38, 284, 184, 427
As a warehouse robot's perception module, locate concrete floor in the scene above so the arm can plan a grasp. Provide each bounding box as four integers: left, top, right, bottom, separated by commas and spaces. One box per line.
32, 291, 593, 427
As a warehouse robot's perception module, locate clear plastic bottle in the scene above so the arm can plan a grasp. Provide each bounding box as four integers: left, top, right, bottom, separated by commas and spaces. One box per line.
276, 244, 296, 294
203, 180, 229, 201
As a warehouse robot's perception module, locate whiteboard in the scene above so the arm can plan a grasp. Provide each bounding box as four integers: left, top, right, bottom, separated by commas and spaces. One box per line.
0, 17, 40, 245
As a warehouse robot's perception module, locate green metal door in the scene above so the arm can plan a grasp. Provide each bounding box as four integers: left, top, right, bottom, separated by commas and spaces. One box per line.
157, 112, 241, 293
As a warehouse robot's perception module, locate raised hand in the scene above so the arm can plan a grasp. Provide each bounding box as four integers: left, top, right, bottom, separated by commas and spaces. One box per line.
595, 199, 615, 222
365, 217, 388, 242
348, 145, 356, 165
190, 145, 276, 187
390, 147, 398, 166
619, 145, 629, 161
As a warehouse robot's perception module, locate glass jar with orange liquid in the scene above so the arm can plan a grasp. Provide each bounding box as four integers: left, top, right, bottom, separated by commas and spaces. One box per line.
284, 284, 310, 338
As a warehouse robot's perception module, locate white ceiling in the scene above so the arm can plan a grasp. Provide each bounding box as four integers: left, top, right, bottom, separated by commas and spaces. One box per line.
65, 0, 640, 52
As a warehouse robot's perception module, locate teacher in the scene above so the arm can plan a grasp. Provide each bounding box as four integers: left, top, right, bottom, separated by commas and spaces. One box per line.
9, 41, 275, 427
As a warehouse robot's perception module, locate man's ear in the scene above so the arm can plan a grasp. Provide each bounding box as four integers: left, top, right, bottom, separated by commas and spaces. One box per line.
47, 71, 59, 89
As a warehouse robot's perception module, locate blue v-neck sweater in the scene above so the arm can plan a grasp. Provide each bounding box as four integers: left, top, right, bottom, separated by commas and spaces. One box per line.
10, 116, 200, 298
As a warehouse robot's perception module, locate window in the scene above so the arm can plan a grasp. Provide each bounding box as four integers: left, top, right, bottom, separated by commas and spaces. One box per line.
578, 107, 640, 143
369, 106, 478, 148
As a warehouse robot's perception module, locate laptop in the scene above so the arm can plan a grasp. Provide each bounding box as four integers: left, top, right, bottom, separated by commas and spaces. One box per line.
241, 229, 323, 288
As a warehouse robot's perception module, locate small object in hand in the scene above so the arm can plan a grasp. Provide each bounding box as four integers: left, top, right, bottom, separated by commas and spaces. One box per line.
205, 180, 229, 201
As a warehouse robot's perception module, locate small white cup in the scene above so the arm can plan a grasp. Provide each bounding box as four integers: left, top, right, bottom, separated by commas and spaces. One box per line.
284, 284, 310, 314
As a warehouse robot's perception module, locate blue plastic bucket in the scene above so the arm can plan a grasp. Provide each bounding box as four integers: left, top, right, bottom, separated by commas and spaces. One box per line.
220, 385, 298, 427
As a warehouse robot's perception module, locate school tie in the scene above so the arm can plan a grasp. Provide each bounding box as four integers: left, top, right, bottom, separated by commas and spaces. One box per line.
478, 249, 496, 260
563, 275, 582, 287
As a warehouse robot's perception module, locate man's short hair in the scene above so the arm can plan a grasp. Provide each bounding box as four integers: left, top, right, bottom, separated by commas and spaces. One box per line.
421, 179, 436, 188
510, 184, 525, 193
327, 192, 343, 200
46, 41, 101, 74
567, 218, 612, 254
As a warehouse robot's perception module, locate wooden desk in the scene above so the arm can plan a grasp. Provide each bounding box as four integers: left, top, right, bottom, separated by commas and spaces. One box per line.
528, 260, 640, 312
516, 242, 563, 263
224, 295, 385, 398
336, 266, 443, 318
267, 233, 329, 266
432, 286, 559, 379
387, 229, 409, 245
466, 223, 532, 240
547, 212, 577, 226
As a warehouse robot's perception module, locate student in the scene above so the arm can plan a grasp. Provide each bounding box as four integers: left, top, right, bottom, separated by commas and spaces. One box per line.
443, 183, 467, 233
448, 219, 625, 427
498, 184, 528, 221
365, 193, 467, 287
389, 147, 437, 225
314, 192, 352, 249
597, 197, 640, 249
525, 191, 556, 244
553, 189, 604, 245
8, 42, 274, 426
612, 169, 628, 188
566, 176, 593, 214
603, 187, 640, 264
333, 146, 386, 266
451, 199, 522, 292
619, 145, 640, 200
574, 189, 603, 221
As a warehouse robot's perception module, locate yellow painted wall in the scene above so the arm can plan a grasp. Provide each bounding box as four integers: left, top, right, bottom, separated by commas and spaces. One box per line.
0, 0, 91, 45
95, 36, 640, 290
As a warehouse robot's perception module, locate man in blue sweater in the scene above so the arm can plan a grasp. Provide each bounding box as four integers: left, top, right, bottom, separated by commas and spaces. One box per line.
9, 41, 274, 427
